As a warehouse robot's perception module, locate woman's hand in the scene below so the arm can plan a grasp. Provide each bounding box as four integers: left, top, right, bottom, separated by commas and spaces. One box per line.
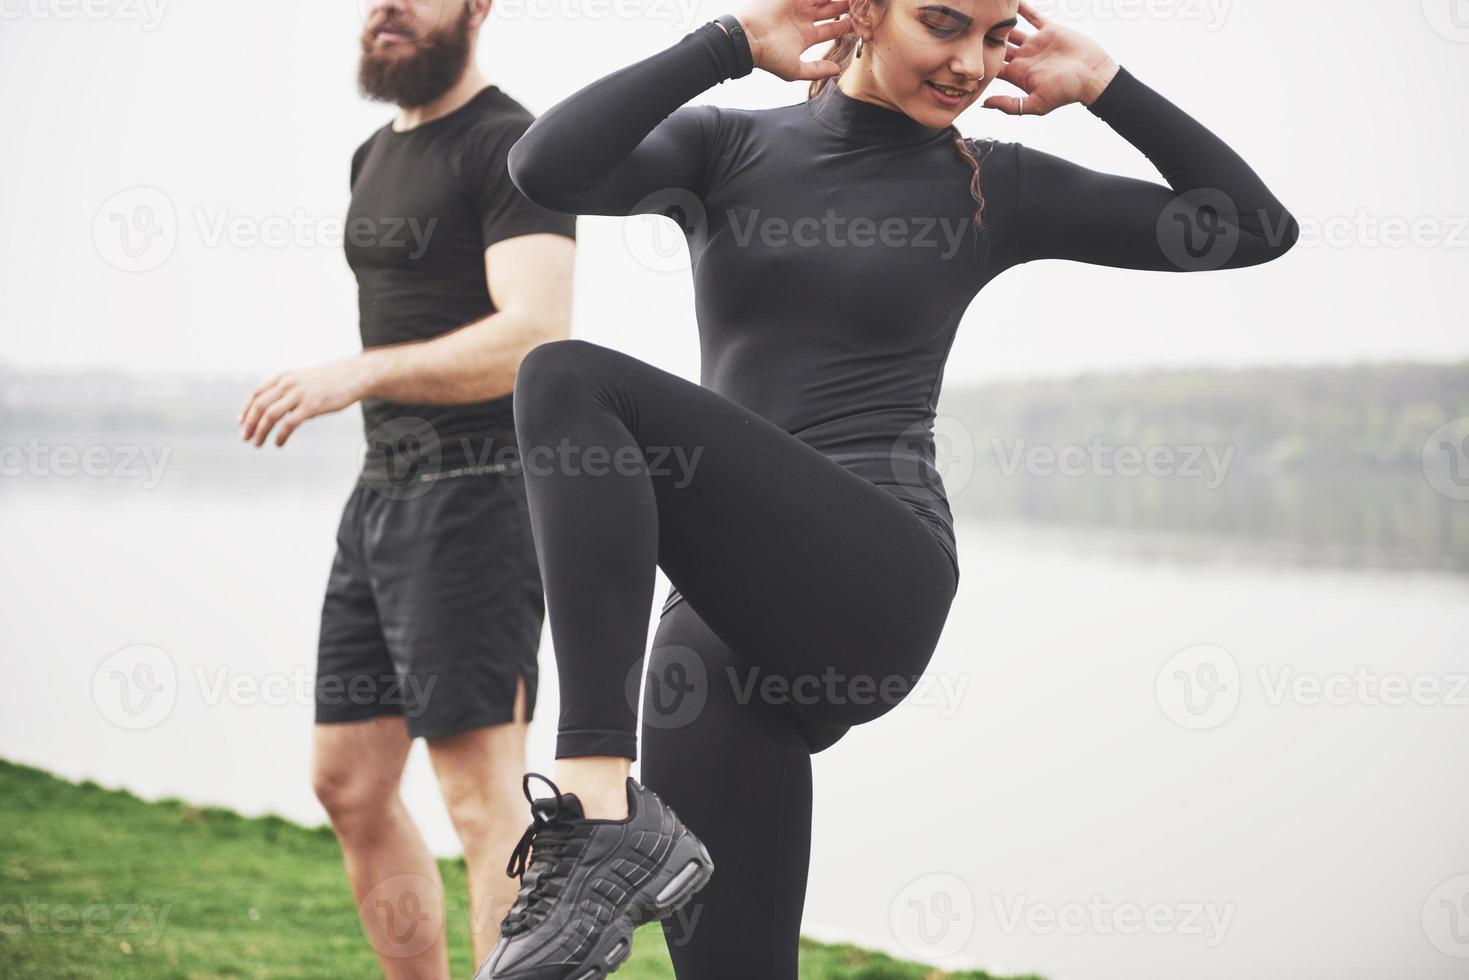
728, 0, 853, 82
983, 1, 1120, 116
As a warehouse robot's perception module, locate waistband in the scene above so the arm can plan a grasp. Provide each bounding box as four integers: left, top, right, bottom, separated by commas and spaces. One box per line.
360, 427, 522, 487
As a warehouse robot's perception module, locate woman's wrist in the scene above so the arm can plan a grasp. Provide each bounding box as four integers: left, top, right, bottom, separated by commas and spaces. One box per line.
712, 14, 756, 77
1079, 59, 1122, 106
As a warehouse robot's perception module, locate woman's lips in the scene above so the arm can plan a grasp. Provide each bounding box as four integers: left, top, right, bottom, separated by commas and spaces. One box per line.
925, 81, 971, 107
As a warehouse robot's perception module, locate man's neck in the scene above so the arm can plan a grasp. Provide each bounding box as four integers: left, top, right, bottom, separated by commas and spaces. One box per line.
393, 67, 490, 132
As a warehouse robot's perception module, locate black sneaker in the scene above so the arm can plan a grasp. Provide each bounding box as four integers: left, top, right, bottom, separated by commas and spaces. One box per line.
473, 772, 714, 980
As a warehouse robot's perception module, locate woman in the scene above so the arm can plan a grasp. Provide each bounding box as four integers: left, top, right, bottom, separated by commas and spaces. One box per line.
475, 1, 1297, 977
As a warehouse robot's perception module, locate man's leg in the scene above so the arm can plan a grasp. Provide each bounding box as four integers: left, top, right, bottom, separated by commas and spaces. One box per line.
426, 671, 533, 966
313, 716, 450, 980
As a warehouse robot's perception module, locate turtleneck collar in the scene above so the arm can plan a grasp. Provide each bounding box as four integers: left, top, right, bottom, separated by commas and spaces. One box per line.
805, 81, 950, 146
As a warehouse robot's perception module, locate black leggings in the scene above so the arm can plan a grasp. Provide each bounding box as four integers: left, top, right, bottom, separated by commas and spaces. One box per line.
512, 339, 958, 977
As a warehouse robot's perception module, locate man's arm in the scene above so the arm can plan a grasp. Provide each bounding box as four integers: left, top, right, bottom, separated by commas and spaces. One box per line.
360, 231, 574, 403
239, 232, 574, 447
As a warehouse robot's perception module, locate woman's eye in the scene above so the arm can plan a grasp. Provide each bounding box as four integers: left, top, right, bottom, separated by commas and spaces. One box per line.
921, 18, 963, 38
984, 35, 1006, 47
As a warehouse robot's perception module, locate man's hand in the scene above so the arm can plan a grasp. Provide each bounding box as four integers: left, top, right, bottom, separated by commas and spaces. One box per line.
238, 356, 372, 448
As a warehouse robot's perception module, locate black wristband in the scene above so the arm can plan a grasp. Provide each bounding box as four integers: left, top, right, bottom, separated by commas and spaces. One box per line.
713, 14, 754, 78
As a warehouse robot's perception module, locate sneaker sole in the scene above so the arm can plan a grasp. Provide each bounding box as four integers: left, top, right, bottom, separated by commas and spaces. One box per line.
563, 833, 715, 980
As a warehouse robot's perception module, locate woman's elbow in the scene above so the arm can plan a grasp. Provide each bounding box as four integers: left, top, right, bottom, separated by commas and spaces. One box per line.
1228, 207, 1301, 269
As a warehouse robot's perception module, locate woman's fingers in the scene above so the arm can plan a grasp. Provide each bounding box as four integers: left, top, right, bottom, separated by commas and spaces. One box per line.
812, 16, 851, 42
793, 58, 842, 81
983, 92, 1051, 116
1008, 27, 1031, 46
1017, 0, 1047, 28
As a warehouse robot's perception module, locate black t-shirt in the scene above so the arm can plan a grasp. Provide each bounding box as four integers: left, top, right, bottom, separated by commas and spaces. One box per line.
346, 85, 577, 472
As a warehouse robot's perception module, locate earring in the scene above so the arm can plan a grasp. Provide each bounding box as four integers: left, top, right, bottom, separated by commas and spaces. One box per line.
855, 36, 863, 59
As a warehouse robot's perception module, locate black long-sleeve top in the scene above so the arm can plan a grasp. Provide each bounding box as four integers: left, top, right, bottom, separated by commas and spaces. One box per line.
506, 21, 1298, 601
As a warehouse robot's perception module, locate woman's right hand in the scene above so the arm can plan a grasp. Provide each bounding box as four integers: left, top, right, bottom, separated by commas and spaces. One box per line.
729, 0, 853, 82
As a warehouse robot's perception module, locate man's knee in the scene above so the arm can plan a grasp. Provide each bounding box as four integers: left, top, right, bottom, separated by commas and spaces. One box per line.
430, 734, 527, 852
312, 726, 405, 833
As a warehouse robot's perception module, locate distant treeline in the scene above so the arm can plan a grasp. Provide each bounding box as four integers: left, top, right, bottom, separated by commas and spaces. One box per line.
3, 361, 1467, 574
935, 361, 1469, 473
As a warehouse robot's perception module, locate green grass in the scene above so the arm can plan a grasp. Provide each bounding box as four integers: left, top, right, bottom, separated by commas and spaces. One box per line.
0, 759, 1036, 979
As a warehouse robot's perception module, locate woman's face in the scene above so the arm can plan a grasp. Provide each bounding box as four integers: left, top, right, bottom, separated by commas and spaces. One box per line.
857, 0, 1020, 126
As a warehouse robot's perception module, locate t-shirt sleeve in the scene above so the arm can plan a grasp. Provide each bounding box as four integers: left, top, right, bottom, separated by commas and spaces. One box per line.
349, 136, 374, 191
461, 117, 578, 249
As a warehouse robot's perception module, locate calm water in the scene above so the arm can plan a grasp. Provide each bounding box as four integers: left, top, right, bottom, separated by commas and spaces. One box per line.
3, 442, 1467, 980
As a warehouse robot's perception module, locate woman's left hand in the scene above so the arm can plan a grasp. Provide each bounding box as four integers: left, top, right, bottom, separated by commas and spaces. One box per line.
983, 1, 1120, 116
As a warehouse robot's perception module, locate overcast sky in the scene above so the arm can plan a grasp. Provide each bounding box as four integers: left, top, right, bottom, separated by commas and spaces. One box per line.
1, 0, 1465, 386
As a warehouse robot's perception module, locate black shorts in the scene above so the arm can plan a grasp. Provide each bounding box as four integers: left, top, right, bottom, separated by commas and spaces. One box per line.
315, 469, 543, 739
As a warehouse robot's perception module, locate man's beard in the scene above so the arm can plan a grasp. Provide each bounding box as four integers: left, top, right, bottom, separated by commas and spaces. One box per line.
357, 5, 474, 108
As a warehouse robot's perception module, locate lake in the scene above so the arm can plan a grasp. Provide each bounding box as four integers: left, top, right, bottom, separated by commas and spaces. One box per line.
2, 435, 1466, 980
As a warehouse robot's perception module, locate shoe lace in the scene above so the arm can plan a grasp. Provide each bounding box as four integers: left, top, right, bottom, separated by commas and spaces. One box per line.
500, 773, 588, 937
